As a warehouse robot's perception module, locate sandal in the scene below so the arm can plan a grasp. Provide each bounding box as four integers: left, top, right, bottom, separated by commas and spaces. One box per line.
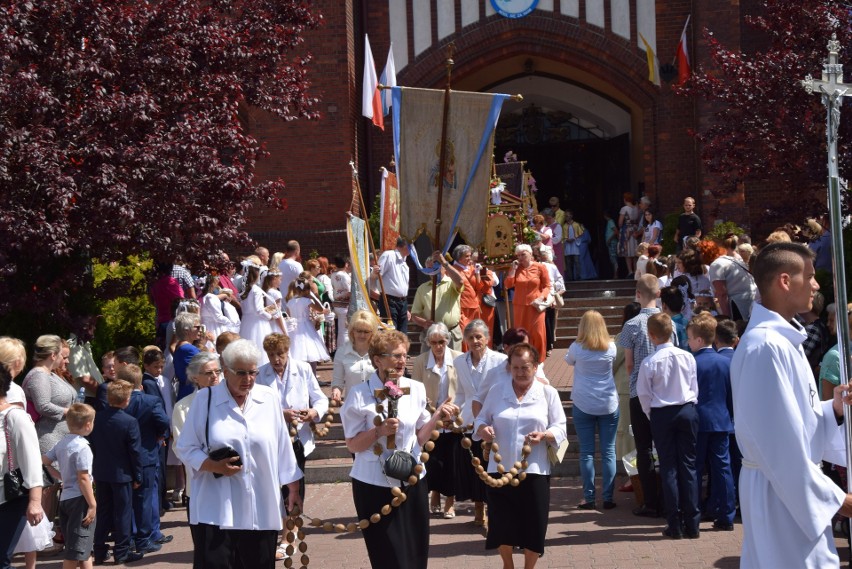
443, 509, 456, 519
430, 505, 442, 515
275, 544, 289, 561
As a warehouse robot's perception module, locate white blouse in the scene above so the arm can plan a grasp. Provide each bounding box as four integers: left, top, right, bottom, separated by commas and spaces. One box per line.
453, 349, 507, 424
340, 374, 430, 487
174, 382, 302, 530
201, 292, 240, 339
473, 379, 567, 476
331, 343, 375, 397
256, 359, 329, 457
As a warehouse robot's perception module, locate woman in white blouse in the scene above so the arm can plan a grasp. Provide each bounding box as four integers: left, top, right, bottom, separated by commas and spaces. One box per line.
200, 275, 240, 341
330, 310, 377, 403
565, 310, 619, 510
410, 323, 461, 518
175, 340, 302, 568
340, 331, 457, 569
452, 320, 507, 526
474, 343, 567, 569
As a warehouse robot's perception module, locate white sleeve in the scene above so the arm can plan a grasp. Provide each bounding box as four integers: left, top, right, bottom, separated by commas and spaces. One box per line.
307, 370, 329, 421
545, 387, 567, 447
174, 390, 212, 472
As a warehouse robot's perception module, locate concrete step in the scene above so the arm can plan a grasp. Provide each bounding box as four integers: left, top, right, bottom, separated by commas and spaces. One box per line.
303, 457, 353, 484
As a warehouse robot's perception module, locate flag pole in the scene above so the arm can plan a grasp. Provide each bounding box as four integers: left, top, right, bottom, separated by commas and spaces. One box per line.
349, 160, 394, 328
429, 42, 456, 322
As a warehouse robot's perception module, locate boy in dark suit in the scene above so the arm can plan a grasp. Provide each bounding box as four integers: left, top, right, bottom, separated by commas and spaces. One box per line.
688, 314, 736, 531
117, 364, 172, 554
141, 348, 173, 512
89, 380, 143, 564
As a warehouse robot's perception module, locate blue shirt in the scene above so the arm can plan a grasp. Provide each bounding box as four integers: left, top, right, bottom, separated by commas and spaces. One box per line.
617, 307, 660, 397
565, 341, 618, 415
46, 434, 93, 501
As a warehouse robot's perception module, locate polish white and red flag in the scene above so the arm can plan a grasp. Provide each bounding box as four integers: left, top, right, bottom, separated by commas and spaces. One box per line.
676, 15, 691, 84
362, 34, 384, 130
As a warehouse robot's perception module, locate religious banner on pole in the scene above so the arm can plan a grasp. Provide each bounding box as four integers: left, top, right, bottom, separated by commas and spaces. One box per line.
495, 161, 525, 197
380, 167, 400, 251
346, 215, 373, 317
391, 87, 508, 251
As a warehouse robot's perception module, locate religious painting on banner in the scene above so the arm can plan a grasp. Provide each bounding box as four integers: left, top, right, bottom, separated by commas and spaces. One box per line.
392, 87, 508, 251
346, 216, 373, 317
380, 168, 400, 251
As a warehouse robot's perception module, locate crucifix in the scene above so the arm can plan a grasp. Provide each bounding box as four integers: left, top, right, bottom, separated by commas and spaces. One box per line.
802, 33, 852, 493
374, 383, 410, 449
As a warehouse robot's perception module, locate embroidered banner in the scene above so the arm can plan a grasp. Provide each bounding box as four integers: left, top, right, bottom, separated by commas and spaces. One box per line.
380, 168, 400, 251
392, 87, 508, 254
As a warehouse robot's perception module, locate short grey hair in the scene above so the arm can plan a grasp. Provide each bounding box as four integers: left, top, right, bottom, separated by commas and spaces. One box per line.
174, 313, 200, 340
515, 243, 533, 255
463, 319, 490, 339
425, 322, 450, 342
538, 246, 554, 262
221, 339, 260, 369
453, 244, 472, 260
640, 196, 652, 206
186, 352, 221, 386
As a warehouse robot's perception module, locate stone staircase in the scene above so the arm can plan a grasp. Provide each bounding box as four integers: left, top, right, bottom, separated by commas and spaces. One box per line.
305, 278, 637, 483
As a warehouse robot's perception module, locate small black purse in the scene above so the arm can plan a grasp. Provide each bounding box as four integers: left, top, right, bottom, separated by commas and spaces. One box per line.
3, 410, 28, 501
382, 449, 417, 482
205, 388, 242, 478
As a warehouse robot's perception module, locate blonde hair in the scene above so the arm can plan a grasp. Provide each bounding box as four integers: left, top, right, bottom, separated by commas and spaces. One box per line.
687, 312, 717, 344
116, 363, 143, 389
348, 310, 379, 342
33, 334, 63, 363
576, 310, 611, 351
0, 337, 26, 372
107, 380, 134, 406
66, 403, 96, 431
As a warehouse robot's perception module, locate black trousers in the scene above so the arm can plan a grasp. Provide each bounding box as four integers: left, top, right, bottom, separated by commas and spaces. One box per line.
630, 396, 659, 510
193, 524, 278, 569
379, 297, 408, 333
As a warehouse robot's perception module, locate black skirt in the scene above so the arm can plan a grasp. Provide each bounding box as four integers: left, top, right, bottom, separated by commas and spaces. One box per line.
485, 473, 550, 554
351, 478, 429, 569
425, 432, 459, 497
452, 437, 488, 503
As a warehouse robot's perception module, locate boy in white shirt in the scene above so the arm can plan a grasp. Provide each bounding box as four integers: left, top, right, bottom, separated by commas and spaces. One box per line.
43, 403, 97, 569
637, 313, 700, 540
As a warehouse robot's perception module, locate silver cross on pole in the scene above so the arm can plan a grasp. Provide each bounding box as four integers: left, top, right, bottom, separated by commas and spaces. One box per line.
802, 33, 852, 485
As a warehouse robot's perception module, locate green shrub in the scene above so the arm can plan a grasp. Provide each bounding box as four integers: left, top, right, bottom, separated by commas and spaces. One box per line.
662, 212, 680, 256
90, 256, 156, 358
705, 221, 747, 243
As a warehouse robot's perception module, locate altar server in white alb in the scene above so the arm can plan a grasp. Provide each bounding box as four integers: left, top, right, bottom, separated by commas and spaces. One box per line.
730, 242, 852, 568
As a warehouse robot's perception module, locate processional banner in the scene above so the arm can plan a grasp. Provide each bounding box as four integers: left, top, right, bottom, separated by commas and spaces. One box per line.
391, 87, 508, 252
380, 168, 400, 251
346, 216, 373, 317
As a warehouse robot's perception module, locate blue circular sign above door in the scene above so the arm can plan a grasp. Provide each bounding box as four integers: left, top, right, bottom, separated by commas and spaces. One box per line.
491, 0, 540, 19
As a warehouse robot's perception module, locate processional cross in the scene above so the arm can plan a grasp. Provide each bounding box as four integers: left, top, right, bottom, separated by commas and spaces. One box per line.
374, 383, 410, 449
802, 33, 852, 483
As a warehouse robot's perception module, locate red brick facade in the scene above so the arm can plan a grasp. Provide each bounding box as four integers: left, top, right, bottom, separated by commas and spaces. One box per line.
244, 1, 769, 260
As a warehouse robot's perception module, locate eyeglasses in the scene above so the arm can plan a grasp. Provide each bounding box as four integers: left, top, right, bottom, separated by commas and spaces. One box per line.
229, 368, 260, 377
429, 340, 447, 346
201, 369, 222, 377
381, 353, 408, 361
193, 325, 204, 330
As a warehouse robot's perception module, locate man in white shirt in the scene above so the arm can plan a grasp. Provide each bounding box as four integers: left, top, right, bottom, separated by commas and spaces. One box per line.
731, 242, 852, 568
331, 255, 352, 348
277, 240, 303, 309
637, 312, 700, 540
371, 237, 411, 332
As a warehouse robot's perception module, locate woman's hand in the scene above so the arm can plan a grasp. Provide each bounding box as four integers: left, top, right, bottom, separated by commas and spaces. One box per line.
204, 455, 242, 477
527, 431, 551, 445
477, 424, 495, 443
434, 397, 459, 421
377, 418, 400, 437
26, 497, 44, 526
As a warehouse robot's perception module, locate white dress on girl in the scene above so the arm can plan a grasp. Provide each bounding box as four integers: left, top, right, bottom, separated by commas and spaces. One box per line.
287, 296, 330, 364
240, 284, 274, 366
201, 292, 240, 340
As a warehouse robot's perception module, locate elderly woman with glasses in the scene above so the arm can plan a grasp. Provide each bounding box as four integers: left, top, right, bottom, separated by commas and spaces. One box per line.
172, 312, 205, 401
475, 343, 567, 569
175, 340, 303, 569
411, 323, 462, 518
341, 331, 458, 569
505, 244, 551, 363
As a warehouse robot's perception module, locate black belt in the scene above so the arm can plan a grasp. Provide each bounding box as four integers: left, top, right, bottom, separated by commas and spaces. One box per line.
386, 295, 407, 302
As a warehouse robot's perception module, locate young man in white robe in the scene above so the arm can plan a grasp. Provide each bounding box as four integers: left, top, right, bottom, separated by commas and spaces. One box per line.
731, 242, 852, 568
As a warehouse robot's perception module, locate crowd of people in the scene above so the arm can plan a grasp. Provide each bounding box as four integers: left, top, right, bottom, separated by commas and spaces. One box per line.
1, 199, 851, 569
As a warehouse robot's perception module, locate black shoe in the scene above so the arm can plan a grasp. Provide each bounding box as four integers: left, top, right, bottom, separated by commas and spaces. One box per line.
712, 522, 734, 531
685, 530, 700, 539
633, 505, 659, 518
662, 527, 682, 540
603, 501, 617, 510
154, 534, 173, 545
136, 542, 162, 554
577, 502, 596, 510
93, 551, 112, 566
114, 551, 144, 563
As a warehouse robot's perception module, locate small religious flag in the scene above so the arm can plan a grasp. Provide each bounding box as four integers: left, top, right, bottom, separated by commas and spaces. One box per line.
380, 45, 397, 117
362, 34, 384, 130
639, 33, 661, 87
676, 15, 692, 84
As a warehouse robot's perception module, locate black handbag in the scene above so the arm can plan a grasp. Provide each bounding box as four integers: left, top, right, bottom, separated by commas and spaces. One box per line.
382, 449, 417, 482
3, 410, 28, 501
205, 387, 242, 478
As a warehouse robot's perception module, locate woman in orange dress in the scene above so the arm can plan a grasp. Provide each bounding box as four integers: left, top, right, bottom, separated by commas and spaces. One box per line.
504, 244, 551, 363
